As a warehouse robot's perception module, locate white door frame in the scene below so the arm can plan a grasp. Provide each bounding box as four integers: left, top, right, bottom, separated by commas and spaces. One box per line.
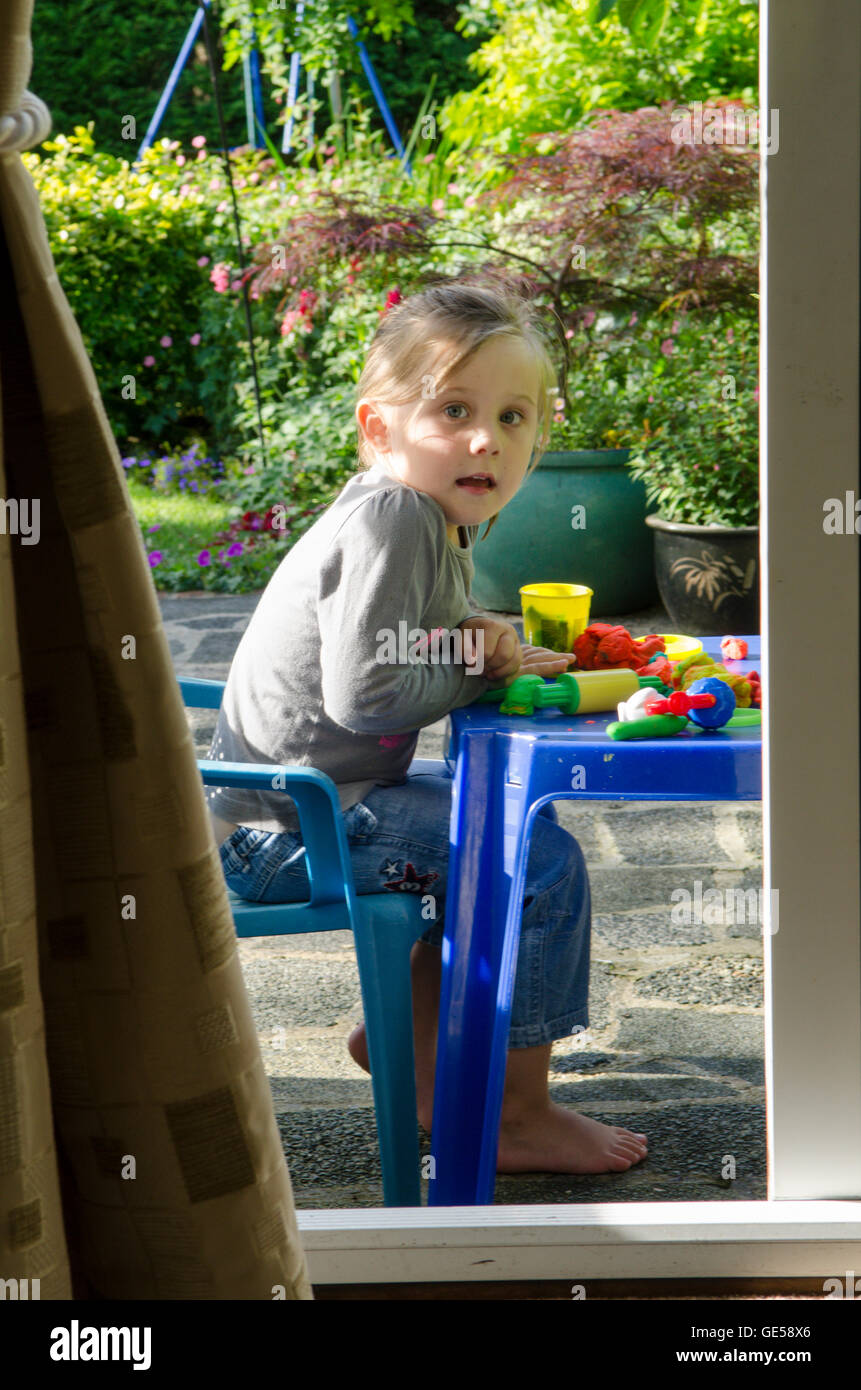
299, 0, 861, 1282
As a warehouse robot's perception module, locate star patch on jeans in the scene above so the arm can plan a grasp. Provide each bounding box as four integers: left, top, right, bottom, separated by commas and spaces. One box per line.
380, 860, 440, 893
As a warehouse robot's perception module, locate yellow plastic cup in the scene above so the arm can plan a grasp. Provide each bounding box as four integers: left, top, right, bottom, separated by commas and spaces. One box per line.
519, 582, 594, 653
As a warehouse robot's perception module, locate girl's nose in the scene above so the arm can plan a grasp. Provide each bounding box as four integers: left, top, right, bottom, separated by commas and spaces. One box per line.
470, 424, 500, 453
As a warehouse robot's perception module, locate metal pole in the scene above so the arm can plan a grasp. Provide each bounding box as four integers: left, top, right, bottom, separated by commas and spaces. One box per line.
136, 0, 210, 164
282, 0, 306, 154
346, 13, 411, 173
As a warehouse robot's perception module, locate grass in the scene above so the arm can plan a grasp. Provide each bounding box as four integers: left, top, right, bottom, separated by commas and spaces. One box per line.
129, 478, 235, 551
128, 477, 288, 593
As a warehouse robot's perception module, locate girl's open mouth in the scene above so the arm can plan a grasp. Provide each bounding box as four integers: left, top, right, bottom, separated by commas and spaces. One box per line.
456, 474, 496, 493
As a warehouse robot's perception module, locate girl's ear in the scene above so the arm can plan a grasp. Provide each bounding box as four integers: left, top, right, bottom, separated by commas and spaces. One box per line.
356, 399, 390, 453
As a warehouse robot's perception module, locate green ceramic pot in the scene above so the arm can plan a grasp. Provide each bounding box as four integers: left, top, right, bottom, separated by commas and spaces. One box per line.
470, 449, 659, 615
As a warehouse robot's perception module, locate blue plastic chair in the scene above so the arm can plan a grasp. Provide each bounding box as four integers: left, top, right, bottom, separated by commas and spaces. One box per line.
180, 676, 429, 1207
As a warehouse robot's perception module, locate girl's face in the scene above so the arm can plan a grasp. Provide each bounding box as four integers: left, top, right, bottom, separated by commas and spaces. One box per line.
357, 336, 543, 540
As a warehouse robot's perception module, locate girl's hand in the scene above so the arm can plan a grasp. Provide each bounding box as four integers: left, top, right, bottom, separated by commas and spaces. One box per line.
518, 644, 576, 677
459, 616, 522, 684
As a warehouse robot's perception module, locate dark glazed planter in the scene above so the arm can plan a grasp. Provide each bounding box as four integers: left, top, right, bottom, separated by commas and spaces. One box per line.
646, 514, 760, 635
469, 450, 659, 615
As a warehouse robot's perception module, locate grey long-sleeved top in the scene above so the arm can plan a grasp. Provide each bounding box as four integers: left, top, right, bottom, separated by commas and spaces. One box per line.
205, 461, 496, 833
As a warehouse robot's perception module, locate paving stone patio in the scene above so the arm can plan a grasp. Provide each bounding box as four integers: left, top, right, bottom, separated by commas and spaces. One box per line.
167, 590, 765, 1209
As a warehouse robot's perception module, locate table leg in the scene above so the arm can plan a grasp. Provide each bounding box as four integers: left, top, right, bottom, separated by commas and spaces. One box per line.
428, 729, 533, 1206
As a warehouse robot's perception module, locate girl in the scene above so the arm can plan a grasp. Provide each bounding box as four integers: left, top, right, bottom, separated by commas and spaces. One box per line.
207, 279, 648, 1175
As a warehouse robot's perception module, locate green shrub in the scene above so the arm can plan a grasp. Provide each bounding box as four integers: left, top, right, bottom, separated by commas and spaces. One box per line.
442, 0, 758, 155
23, 126, 229, 448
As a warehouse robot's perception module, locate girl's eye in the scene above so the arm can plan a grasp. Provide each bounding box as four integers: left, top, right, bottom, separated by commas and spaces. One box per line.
442, 405, 525, 423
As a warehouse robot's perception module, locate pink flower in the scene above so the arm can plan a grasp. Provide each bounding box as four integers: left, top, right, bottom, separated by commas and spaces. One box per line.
446, 182, 458, 194
628, 313, 638, 326
714, 464, 720, 471
553, 412, 565, 423
197, 255, 210, 267
143, 355, 156, 367
289, 194, 299, 206
464, 195, 476, 208
726, 327, 735, 342
189, 333, 201, 346
332, 177, 342, 190
671, 319, 681, 334
216, 201, 229, 213
160, 335, 172, 348
178, 184, 191, 198
381, 289, 402, 316
423, 154, 435, 164
753, 386, 760, 400
148, 551, 162, 567
231, 279, 242, 291
210, 263, 230, 293
648, 394, 655, 403
565, 328, 574, 340
660, 338, 675, 357
191, 135, 206, 149
175, 154, 186, 166
582, 310, 596, 328
432, 198, 445, 213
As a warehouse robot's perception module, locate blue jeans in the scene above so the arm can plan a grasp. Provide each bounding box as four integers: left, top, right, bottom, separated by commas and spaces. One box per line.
219, 766, 591, 1048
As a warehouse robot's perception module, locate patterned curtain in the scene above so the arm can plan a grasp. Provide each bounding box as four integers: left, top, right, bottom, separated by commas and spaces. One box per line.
0, 0, 311, 1299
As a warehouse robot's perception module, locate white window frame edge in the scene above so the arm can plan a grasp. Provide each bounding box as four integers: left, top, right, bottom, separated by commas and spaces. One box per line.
297, 0, 861, 1285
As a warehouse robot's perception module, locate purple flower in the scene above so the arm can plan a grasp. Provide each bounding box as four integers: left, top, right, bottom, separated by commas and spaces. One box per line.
227, 542, 244, 557
148, 551, 163, 567
143, 355, 156, 367
160, 335, 173, 348
189, 333, 201, 346
121, 456, 135, 468
197, 550, 211, 566
147, 523, 161, 533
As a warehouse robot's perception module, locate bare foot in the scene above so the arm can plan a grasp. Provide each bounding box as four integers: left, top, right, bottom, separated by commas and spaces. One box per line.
497, 1103, 648, 1174
348, 1024, 647, 1173
347, 1021, 435, 1130
347, 1022, 370, 1074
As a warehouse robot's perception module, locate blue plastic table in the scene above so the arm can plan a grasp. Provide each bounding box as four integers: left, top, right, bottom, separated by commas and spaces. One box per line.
427, 636, 762, 1206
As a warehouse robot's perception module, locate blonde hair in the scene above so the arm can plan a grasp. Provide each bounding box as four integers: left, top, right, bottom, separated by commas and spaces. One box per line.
354, 278, 558, 539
